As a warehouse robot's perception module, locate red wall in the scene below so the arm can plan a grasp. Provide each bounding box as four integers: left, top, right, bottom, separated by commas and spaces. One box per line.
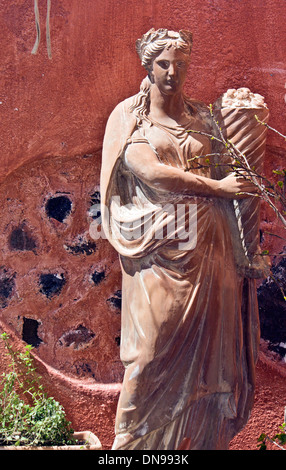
1, 0, 285, 179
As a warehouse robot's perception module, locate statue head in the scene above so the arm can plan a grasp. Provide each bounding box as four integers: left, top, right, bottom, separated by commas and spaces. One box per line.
130, 29, 193, 121
135, 28, 193, 72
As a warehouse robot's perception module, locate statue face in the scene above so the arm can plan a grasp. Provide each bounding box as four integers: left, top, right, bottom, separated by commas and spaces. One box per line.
151, 46, 190, 95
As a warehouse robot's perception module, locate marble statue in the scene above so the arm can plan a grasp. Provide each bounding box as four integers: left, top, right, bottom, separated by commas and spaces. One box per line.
100, 28, 269, 450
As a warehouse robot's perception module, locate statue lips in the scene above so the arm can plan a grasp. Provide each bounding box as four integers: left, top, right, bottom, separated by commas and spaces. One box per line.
166, 78, 177, 87
164, 78, 180, 94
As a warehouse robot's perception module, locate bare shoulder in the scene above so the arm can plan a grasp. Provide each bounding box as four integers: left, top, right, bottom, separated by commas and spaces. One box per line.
108, 95, 138, 119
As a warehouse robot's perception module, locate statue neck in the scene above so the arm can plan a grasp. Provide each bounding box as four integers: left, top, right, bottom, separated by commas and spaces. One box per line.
148, 85, 189, 126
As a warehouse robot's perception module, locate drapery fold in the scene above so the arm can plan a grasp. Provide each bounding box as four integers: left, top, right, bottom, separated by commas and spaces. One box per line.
100, 96, 260, 450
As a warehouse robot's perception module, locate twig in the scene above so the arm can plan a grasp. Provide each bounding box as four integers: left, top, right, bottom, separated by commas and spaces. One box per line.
212, 108, 286, 227
186, 129, 222, 143
186, 107, 286, 229
264, 434, 286, 450
263, 231, 286, 242
255, 115, 286, 140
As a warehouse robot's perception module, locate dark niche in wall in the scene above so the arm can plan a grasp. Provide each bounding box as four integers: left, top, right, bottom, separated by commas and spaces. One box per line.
9, 224, 37, 252
39, 273, 66, 299
0, 268, 16, 308
22, 317, 43, 348
64, 239, 97, 256
107, 290, 122, 311
58, 324, 95, 350
258, 256, 286, 357
45, 195, 72, 223
91, 269, 105, 285
89, 191, 101, 220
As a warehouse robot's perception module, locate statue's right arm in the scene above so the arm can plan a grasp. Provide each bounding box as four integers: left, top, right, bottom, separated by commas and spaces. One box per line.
124, 142, 258, 200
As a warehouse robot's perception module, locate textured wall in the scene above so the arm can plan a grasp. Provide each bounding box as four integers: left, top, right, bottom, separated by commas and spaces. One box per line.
0, 0, 285, 449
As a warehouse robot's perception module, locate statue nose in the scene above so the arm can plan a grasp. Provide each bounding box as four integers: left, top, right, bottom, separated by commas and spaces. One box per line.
168, 65, 175, 76
168, 63, 179, 78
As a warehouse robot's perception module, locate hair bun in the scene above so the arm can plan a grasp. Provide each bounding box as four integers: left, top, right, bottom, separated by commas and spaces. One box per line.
136, 28, 193, 68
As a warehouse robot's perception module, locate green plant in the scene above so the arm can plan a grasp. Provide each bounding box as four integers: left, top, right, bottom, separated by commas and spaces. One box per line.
257, 408, 286, 450
0, 332, 75, 447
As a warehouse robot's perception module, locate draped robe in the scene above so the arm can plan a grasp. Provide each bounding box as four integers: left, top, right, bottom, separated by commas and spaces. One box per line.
100, 95, 260, 450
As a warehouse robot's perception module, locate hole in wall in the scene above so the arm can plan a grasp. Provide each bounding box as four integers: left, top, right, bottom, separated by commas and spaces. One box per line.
258, 257, 286, 358
91, 269, 105, 285
107, 290, 122, 310
89, 191, 101, 220
9, 224, 37, 252
64, 239, 96, 256
22, 317, 43, 348
0, 268, 16, 308
45, 195, 72, 222
39, 273, 65, 298
58, 324, 95, 349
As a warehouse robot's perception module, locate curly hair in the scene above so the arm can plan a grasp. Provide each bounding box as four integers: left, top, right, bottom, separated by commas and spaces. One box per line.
135, 28, 193, 71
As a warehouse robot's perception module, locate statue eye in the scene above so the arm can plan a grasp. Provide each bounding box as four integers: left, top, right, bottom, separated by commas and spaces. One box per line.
157, 60, 169, 69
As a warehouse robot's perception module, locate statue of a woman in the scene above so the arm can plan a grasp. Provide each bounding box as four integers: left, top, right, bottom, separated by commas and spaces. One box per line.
100, 28, 261, 450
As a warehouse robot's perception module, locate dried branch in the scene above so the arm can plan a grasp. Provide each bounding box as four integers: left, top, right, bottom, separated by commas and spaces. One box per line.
186, 107, 286, 228
255, 115, 286, 141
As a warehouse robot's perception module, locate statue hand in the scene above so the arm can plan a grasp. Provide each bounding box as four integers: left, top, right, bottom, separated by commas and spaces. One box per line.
217, 173, 259, 199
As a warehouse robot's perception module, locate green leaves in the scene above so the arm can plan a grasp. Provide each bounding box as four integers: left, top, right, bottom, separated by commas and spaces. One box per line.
257, 433, 267, 450
273, 169, 286, 176
0, 333, 75, 447
257, 420, 286, 450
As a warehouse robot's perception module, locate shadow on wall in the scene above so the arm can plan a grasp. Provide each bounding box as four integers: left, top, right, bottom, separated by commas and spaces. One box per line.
258, 255, 286, 359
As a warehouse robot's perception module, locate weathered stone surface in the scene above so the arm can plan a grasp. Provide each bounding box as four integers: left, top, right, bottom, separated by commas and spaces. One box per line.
0, 152, 123, 384
59, 324, 96, 349
9, 224, 37, 252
